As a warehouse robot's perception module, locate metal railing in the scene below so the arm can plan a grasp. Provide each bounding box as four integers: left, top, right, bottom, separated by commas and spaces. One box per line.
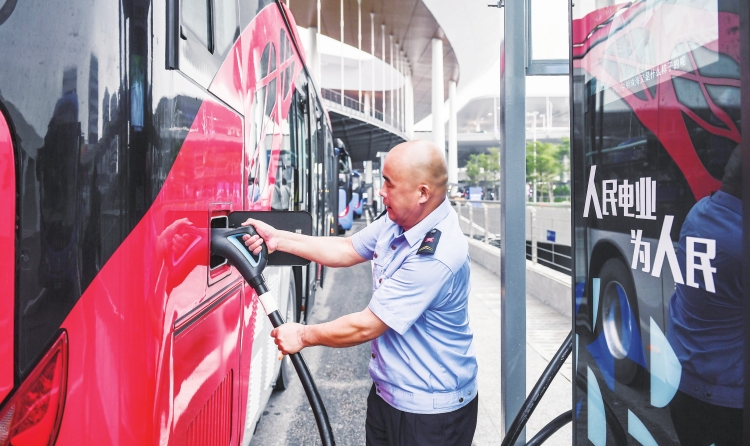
321, 88, 391, 126
526, 240, 572, 274
452, 199, 572, 275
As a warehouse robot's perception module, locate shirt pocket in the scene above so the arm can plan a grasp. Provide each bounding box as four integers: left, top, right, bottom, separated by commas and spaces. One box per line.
372, 243, 387, 290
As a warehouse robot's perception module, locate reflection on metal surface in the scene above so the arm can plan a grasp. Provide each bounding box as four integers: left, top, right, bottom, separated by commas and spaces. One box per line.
587, 367, 606, 446
602, 282, 646, 368
649, 317, 682, 408
627, 410, 657, 446
586, 331, 615, 391
592, 277, 600, 330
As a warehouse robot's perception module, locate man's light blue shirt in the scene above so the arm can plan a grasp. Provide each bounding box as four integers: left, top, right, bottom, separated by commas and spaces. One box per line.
351, 198, 478, 414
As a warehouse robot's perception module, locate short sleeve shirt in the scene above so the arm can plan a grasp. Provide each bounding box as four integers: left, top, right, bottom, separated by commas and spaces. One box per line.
351, 198, 478, 414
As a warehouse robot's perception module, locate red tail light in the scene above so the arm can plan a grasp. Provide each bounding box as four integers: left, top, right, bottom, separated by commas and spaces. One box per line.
339, 206, 350, 218
0, 331, 68, 446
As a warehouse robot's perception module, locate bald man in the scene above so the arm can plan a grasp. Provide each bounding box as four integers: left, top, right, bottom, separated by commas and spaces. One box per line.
243, 140, 478, 446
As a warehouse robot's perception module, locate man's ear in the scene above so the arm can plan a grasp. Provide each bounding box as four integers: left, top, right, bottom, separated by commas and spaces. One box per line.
418, 183, 430, 204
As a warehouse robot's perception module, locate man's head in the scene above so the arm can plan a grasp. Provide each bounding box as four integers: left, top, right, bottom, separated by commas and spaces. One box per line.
380, 140, 448, 231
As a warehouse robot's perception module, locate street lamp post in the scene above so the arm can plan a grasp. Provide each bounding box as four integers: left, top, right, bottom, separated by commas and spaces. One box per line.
527, 111, 539, 203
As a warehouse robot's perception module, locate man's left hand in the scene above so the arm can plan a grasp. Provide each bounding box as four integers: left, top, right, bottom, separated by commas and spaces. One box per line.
271, 322, 307, 355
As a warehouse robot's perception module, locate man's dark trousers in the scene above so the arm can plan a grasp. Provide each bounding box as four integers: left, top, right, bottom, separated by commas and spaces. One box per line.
365, 384, 478, 446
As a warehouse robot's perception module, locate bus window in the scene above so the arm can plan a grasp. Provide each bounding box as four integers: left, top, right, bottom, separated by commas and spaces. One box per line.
274, 118, 294, 211
181, 0, 236, 56
280, 29, 295, 101
290, 83, 309, 211
182, 0, 213, 52
177, 0, 239, 89
248, 42, 278, 206
214, 0, 239, 57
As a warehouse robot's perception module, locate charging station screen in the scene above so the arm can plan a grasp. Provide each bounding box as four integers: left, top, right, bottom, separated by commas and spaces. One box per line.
571, 0, 743, 443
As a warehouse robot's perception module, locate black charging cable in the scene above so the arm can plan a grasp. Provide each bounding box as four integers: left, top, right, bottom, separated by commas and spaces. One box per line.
501, 331, 573, 446
211, 226, 335, 446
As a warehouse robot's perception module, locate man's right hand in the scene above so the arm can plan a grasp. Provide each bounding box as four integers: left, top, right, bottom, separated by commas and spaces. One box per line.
241, 217, 365, 268
241, 218, 280, 255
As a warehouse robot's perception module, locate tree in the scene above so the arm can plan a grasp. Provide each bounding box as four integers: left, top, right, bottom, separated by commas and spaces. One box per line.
465, 155, 481, 186
465, 148, 501, 190
526, 141, 561, 202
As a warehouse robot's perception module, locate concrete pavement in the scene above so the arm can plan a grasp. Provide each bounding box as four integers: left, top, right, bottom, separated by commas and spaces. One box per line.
468, 259, 572, 445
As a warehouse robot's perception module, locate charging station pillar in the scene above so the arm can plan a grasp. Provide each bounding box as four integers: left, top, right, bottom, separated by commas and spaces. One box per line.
498, 0, 527, 443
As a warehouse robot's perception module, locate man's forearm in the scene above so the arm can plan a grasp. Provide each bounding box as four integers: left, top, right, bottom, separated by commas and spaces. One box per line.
302, 310, 388, 348
277, 232, 364, 268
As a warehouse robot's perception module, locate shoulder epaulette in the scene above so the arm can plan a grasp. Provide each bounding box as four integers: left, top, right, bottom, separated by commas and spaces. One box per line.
417, 229, 441, 255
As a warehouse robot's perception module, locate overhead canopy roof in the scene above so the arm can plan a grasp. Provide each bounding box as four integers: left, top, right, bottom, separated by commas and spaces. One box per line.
289, 0, 459, 123
328, 108, 406, 165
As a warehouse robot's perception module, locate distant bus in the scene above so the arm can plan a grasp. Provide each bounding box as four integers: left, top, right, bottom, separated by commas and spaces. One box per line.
336, 138, 354, 233
352, 171, 364, 219
0, 0, 336, 444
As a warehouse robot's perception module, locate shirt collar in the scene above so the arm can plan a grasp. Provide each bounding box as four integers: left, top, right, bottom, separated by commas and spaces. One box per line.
402, 198, 451, 247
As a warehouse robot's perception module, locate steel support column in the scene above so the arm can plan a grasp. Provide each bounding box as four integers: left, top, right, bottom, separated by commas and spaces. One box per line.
431, 38, 444, 153
370, 12, 375, 117
390, 35, 394, 127
340, 0, 344, 105
405, 70, 414, 139
381, 24, 386, 120
396, 43, 400, 131
499, 0, 527, 444
308, 26, 320, 85
401, 52, 406, 132
315, 0, 322, 84
357, 0, 362, 110
448, 79, 458, 187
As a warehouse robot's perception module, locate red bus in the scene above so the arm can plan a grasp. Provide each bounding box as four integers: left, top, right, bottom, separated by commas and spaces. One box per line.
0, 0, 337, 444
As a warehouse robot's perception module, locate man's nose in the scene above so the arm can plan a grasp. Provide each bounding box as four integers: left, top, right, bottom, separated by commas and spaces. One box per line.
379, 188, 385, 198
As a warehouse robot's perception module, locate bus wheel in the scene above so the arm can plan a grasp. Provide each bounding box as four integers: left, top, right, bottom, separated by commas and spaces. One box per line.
275, 274, 297, 390
598, 258, 642, 386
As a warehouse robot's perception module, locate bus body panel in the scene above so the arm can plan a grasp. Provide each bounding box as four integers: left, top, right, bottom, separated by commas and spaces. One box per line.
54, 94, 246, 444
0, 0, 333, 444
0, 106, 14, 403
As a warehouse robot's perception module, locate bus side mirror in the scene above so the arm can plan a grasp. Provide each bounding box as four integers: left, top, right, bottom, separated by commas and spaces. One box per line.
227, 211, 312, 266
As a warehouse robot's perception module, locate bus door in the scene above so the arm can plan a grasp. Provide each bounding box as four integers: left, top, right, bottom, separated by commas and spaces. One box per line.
166, 0, 245, 443
288, 78, 313, 320
305, 86, 325, 307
